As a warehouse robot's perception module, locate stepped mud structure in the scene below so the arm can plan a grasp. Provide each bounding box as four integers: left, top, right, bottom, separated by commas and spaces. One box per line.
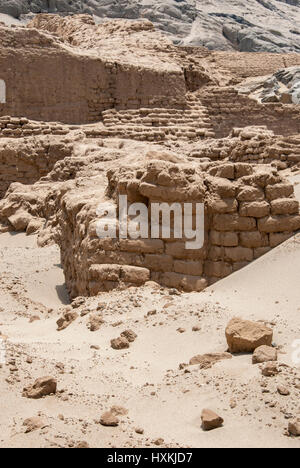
0, 14, 300, 297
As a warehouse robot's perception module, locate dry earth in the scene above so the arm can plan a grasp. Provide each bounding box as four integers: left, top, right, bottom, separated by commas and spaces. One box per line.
0, 220, 300, 448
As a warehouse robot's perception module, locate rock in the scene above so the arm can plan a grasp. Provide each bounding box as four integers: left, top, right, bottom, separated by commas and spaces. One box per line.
252, 345, 278, 364
288, 418, 300, 436
154, 438, 164, 446
56, 309, 78, 331
189, 352, 232, 369
120, 329, 137, 343
71, 297, 85, 308
75, 441, 90, 448
261, 362, 279, 377
26, 218, 43, 235
23, 376, 57, 399
100, 411, 119, 427
111, 337, 130, 350
277, 385, 290, 396
201, 409, 224, 431
225, 318, 273, 353
88, 314, 104, 332
135, 427, 144, 434
29, 315, 40, 323
229, 398, 237, 409
23, 417, 47, 433
8, 211, 32, 231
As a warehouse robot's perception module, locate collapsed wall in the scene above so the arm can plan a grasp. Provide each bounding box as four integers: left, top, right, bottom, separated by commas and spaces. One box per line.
190, 126, 300, 168
0, 136, 73, 199
199, 87, 300, 138
0, 137, 299, 298
55, 160, 300, 298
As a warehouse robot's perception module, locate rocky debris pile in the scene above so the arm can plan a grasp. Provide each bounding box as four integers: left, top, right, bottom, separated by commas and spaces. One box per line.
56, 308, 78, 331
88, 313, 104, 332
111, 330, 137, 350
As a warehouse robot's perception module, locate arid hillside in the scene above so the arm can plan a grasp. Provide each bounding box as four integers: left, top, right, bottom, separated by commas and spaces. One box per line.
0, 0, 299, 52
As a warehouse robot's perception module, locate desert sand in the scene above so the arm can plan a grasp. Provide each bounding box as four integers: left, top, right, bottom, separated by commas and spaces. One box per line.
0, 223, 299, 447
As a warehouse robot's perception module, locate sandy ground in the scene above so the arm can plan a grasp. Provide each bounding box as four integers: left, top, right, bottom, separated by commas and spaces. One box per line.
0, 173, 299, 448
0, 231, 299, 447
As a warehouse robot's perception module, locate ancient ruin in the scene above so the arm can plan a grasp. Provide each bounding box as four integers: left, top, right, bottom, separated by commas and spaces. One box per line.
0, 11, 299, 449
0, 14, 299, 296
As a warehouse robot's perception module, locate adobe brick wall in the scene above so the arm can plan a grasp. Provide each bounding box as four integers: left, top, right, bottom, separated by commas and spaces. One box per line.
190, 126, 300, 167
55, 160, 300, 298
200, 87, 300, 138
0, 25, 186, 125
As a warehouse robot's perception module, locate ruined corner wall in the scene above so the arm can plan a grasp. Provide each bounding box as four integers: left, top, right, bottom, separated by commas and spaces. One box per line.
57, 161, 300, 298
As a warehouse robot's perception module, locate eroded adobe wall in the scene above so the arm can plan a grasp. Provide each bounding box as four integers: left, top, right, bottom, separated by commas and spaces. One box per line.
0, 116, 71, 138
200, 87, 300, 138
0, 136, 73, 198
190, 127, 300, 167
0, 26, 186, 124
211, 52, 300, 79
56, 161, 300, 298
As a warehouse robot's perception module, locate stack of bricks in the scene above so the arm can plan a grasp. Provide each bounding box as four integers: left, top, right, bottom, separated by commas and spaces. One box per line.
0, 116, 70, 138
95, 93, 215, 142
57, 160, 300, 298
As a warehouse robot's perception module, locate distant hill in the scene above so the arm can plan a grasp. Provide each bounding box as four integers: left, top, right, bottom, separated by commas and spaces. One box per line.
0, 0, 299, 53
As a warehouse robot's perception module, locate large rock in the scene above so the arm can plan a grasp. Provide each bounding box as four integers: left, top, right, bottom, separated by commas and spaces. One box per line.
23, 376, 57, 399
226, 318, 273, 353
